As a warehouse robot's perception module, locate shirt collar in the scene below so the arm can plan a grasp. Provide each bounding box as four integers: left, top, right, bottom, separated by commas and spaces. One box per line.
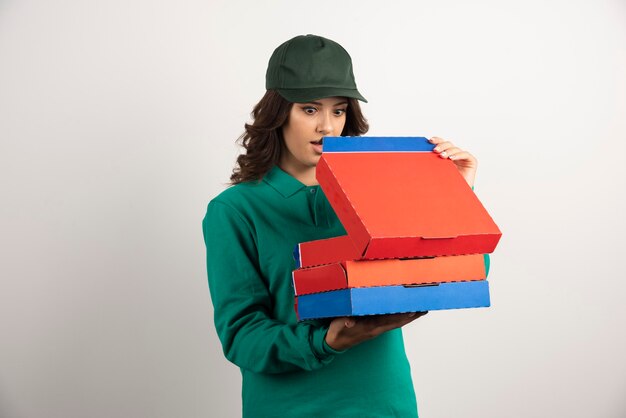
263, 165, 308, 198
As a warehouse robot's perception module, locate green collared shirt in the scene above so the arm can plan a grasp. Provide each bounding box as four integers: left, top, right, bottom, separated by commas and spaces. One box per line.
203, 165, 419, 418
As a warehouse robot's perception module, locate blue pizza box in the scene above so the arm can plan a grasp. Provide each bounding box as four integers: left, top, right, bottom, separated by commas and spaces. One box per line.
295, 280, 490, 320
322, 136, 434, 152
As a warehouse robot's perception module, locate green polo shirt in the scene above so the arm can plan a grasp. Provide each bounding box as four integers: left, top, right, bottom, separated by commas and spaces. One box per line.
203, 165, 420, 418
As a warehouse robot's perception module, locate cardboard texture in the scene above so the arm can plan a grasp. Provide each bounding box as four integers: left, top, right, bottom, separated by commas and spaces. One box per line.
316, 136, 502, 260
293, 235, 359, 269
296, 280, 491, 320
292, 253, 486, 296
291, 136, 501, 320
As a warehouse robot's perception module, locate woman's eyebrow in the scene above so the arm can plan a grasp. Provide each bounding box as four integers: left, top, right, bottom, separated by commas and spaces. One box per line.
306, 100, 349, 106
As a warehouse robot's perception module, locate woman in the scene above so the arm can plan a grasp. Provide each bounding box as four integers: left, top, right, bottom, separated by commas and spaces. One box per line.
203, 34, 480, 418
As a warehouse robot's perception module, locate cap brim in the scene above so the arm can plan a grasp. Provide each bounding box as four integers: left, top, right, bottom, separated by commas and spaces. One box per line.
277, 87, 368, 103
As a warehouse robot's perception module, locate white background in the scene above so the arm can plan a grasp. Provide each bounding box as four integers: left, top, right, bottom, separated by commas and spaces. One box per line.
1, 0, 625, 417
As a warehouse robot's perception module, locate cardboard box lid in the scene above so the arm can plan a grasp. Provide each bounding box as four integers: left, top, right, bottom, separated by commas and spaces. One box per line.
317, 136, 502, 259
292, 253, 486, 296
295, 280, 491, 320
293, 235, 359, 269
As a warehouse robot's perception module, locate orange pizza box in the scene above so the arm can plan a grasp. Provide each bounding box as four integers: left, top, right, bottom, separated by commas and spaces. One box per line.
316, 136, 502, 260
292, 253, 486, 296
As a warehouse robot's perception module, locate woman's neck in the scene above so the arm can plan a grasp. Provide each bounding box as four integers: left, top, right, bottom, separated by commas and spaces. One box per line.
278, 159, 318, 186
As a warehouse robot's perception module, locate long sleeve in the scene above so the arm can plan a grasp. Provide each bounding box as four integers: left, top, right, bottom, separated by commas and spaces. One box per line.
202, 199, 339, 374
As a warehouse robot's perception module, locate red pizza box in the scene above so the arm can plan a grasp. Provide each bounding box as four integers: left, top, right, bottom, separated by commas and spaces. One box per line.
316, 136, 502, 260
294, 235, 359, 269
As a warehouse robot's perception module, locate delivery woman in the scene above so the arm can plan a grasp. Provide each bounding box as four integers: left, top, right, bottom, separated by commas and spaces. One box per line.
202, 34, 479, 418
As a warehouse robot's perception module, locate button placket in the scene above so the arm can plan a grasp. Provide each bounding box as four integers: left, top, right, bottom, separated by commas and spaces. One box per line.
313, 186, 326, 227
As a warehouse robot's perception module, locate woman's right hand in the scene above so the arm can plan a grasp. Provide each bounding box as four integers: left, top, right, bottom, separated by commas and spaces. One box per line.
325, 312, 428, 351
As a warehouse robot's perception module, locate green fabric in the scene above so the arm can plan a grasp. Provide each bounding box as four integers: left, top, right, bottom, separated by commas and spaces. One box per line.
484, 253, 491, 277
203, 165, 417, 418
265, 34, 367, 103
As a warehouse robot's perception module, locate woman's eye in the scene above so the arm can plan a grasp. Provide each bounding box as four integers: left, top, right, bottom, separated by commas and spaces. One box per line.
334, 109, 347, 116
303, 107, 317, 115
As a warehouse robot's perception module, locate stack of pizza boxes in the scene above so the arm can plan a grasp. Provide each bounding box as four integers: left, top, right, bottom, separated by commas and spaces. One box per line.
292, 137, 502, 320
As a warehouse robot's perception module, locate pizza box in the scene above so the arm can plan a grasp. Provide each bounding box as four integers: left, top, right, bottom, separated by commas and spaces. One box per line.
292, 253, 486, 296
295, 280, 490, 320
315, 136, 502, 261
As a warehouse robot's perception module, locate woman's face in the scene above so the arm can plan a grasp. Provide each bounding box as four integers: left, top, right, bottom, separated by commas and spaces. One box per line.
280, 96, 348, 172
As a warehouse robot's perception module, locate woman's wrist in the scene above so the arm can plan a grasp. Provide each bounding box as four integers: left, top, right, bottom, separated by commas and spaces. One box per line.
323, 331, 347, 354
325, 317, 357, 351
324, 327, 343, 351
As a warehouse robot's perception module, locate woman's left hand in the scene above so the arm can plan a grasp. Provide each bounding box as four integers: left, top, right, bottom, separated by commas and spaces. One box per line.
429, 137, 477, 188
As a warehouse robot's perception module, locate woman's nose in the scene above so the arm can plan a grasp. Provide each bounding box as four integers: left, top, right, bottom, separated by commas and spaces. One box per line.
317, 112, 334, 135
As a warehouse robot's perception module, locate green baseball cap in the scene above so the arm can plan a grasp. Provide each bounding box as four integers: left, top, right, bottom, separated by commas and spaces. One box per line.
265, 34, 367, 103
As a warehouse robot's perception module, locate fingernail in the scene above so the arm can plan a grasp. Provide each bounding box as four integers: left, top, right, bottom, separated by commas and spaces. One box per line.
440, 151, 447, 158
428, 138, 434, 142
433, 147, 440, 152
449, 155, 455, 160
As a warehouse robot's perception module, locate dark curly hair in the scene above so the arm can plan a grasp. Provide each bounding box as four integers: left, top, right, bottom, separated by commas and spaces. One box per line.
230, 90, 369, 184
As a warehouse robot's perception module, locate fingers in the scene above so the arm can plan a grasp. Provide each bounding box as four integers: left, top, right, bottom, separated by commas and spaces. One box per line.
367, 311, 428, 333
428, 137, 476, 165
429, 138, 460, 158
328, 312, 429, 350
402, 311, 428, 325
438, 146, 462, 159
433, 141, 454, 152
428, 136, 445, 145
447, 150, 476, 163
